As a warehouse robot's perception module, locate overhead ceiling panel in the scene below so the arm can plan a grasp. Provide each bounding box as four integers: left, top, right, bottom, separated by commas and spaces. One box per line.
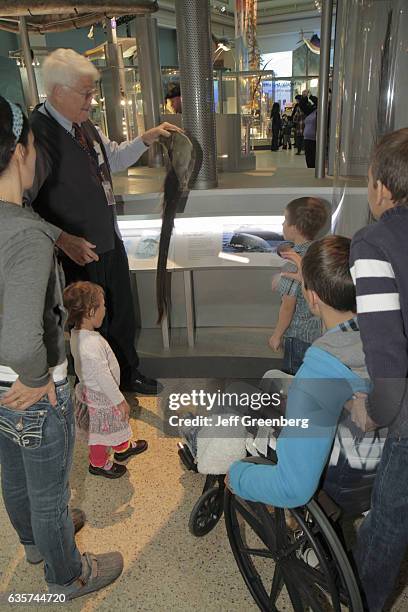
0, 0, 158, 32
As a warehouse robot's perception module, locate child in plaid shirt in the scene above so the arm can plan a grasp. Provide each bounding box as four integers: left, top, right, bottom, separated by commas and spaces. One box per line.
269, 197, 328, 374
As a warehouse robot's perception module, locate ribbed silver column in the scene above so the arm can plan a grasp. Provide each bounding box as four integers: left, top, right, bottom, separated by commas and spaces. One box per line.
175, 0, 217, 189
135, 15, 164, 167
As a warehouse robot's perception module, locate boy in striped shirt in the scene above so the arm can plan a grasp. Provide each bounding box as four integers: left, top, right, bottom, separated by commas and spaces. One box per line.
269, 197, 328, 374
350, 128, 408, 611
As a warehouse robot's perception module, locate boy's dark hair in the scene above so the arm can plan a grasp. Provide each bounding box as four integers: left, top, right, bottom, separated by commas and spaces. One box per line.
302, 235, 356, 312
286, 197, 328, 240
0, 96, 30, 177
63, 281, 104, 327
371, 128, 408, 205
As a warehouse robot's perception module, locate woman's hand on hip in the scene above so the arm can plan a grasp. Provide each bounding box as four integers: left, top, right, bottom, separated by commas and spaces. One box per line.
1, 378, 57, 411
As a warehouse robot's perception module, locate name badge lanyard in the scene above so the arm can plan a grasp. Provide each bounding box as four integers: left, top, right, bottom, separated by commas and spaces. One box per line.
43, 106, 115, 205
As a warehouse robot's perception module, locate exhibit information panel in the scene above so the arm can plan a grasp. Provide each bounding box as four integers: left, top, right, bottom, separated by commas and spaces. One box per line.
118, 215, 288, 271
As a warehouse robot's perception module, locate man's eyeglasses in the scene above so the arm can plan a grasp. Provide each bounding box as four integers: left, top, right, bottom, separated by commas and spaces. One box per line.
64, 84, 98, 99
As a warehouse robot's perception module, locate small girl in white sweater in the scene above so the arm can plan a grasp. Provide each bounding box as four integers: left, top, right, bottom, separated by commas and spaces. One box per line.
64, 281, 148, 479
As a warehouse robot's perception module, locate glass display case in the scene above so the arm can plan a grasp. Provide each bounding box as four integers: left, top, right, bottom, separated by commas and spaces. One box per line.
118, 212, 287, 348
114, 187, 338, 345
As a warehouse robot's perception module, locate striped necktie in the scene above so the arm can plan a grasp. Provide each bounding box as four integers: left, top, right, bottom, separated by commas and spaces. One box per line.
73, 123, 89, 150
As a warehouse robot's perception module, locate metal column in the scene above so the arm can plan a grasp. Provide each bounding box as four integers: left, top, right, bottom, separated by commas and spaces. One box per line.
19, 17, 39, 111
105, 18, 125, 143
175, 0, 218, 189
315, 0, 333, 178
135, 15, 163, 167
116, 42, 132, 138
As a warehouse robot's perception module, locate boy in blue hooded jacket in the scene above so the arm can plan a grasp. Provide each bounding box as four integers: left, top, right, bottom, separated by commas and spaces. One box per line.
227, 235, 371, 508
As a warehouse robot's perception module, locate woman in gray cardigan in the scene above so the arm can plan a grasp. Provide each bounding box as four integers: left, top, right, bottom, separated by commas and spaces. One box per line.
0, 97, 122, 598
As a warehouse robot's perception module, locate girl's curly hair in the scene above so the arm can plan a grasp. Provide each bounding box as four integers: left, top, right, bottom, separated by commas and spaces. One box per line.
63, 281, 104, 328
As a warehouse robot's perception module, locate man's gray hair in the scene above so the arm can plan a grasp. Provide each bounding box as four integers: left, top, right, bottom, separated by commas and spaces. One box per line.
43, 48, 99, 97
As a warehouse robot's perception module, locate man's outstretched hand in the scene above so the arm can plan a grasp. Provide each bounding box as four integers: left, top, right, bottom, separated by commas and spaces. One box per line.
141, 122, 184, 147
56, 231, 99, 266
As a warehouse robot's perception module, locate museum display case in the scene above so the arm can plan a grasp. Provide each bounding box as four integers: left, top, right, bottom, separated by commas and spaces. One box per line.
115, 187, 341, 347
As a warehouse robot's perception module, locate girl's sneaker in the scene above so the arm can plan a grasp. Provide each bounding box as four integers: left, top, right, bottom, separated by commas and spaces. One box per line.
114, 440, 148, 462
89, 461, 127, 479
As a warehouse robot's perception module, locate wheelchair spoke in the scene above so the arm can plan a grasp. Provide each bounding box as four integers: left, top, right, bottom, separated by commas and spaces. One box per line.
297, 580, 330, 612
269, 564, 284, 605
274, 508, 291, 551
234, 498, 276, 551
279, 564, 306, 612
239, 547, 275, 559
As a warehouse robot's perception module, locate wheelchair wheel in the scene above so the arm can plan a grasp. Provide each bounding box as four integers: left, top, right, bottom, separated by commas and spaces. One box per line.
189, 486, 224, 537
224, 490, 363, 612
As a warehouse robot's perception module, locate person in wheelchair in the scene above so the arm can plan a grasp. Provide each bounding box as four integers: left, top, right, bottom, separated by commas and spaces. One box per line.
227, 235, 385, 510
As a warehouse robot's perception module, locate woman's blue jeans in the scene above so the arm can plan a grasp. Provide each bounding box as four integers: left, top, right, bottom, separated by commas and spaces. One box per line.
0, 380, 82, 586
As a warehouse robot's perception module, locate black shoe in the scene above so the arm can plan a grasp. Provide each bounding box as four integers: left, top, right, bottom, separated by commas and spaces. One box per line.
121, 373, 162, 396
89, 463, 127, 479
114, 440, 148, 462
